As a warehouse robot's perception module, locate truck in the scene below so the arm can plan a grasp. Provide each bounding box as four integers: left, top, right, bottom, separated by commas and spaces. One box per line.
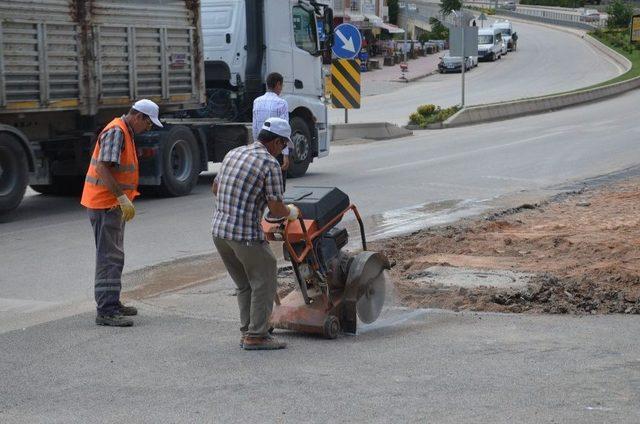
0, 0, 333, 214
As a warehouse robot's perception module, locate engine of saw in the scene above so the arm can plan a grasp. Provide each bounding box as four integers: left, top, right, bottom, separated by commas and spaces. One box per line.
262, 187, 391, 339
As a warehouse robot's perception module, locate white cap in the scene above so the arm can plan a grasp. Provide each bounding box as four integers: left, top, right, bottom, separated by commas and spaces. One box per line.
261, 117, 291, 143
132, 99, 163, 128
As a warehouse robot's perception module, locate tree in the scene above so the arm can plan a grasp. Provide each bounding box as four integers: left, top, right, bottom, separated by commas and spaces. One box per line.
440, 0, 462, 16
388, 0, 399, 25
606, 0, 633, 29
429, 17, 450, 40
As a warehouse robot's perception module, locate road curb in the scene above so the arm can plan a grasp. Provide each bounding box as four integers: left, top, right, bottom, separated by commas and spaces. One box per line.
331, 122, 413, 141
443, 75, 640, 128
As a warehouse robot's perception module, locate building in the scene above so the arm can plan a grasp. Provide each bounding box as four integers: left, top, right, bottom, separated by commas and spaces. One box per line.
332, 0, 404, 34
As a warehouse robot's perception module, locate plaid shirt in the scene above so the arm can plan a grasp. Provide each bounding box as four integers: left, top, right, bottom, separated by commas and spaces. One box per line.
252, 92, 293, 155
212, 142, 284, 241
96, 116, 135, 164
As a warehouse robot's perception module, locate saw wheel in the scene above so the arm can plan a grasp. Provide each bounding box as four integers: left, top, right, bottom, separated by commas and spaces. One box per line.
346, 252, 389, 325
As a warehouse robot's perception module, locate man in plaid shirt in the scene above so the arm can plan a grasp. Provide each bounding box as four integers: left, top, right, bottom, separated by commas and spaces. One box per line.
212, 117, 300, 350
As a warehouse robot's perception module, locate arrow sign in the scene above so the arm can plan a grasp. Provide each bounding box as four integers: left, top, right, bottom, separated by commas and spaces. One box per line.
336, 29, 355, 53
332, 23, 362, 59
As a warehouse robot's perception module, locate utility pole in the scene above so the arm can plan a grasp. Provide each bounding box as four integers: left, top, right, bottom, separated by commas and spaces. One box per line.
460, 4, 465, 108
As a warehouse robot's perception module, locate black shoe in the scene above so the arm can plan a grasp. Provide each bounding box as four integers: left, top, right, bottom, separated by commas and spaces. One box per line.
117, 302, 138, 316
96, 313, 133, 327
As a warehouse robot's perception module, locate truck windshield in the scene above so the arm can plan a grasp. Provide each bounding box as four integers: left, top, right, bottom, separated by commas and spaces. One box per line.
293, 6, 318, 54
478, 35, 494, 44
499, 29, 511, 35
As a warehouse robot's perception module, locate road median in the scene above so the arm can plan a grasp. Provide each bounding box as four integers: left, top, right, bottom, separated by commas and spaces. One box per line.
331, 122, 413, 143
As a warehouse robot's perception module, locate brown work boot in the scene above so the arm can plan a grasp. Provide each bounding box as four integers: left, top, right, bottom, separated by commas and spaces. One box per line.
117, 301, 138, 316
95, 313, 133, 327
243, 334, 287, 351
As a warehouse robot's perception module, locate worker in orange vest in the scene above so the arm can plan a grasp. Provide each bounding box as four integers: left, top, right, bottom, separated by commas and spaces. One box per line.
80, 99, 162, 327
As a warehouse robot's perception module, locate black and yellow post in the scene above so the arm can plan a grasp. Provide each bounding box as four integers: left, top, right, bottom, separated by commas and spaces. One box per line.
331, 59, 361, 123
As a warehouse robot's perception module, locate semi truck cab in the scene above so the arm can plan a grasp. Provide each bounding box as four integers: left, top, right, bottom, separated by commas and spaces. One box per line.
201, 0, 332, 177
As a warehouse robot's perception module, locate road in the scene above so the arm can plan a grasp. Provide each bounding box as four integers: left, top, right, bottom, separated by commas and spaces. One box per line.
329, 16, 622, 125
3, 85, 640, 329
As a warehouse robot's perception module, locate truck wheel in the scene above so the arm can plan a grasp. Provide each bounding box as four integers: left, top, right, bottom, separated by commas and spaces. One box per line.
287, 116, 312, 178
0, 134, 29, 213
158, 126, 201, 197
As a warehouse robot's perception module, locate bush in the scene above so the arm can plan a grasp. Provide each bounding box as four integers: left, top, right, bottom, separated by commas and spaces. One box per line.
606, 0, 634, 29
409, 105, 461, 128
417, 104, 437, 116
409, 112, 427, 126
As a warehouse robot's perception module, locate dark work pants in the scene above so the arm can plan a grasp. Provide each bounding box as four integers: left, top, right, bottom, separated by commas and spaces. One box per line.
89, 208, 125, 315
276, 154, 287, 192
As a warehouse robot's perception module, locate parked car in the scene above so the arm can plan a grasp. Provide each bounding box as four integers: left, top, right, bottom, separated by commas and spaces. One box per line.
438, 54, 478, 73
493, 20, 517, 52
579, 9, 600, 22
500, 1, 517, 11
477, 27, 504, 62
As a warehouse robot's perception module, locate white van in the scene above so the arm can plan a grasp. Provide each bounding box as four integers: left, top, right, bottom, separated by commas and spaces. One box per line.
493, 20, 517, 52
477, 27, 504, 62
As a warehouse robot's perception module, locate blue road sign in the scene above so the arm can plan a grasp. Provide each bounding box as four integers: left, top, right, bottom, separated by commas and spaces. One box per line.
332, 23, 362, 59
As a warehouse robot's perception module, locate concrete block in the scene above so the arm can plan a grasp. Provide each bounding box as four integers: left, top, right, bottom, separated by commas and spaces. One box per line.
331, 122, 413, 141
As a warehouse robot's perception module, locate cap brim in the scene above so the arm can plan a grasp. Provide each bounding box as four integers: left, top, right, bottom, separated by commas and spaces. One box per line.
150, 116, 163, 128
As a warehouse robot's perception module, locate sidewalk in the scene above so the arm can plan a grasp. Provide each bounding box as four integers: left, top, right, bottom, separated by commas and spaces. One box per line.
360, 53, 442, 96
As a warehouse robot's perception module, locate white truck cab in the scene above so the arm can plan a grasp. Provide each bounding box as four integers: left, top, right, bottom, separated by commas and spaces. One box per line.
201, 0, 332, 177
493, 20, 517, 52
477, 27, 504, 62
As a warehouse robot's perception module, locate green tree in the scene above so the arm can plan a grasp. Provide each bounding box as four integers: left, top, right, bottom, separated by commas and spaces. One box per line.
429, 17, 450, 40
606, 0, 633, 29
388, 0, 399, 25
440, 0, 462, 16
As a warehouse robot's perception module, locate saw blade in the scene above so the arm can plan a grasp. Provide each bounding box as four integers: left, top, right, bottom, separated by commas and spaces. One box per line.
356, 267, 387, 324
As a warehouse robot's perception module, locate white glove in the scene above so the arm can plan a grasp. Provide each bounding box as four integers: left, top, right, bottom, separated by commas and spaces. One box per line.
117, 195, 136, 222
286, 204, 300, 221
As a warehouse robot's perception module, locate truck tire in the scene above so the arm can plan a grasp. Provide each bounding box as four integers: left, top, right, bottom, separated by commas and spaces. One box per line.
287, 116, 312, 178
157, 126, 201, 197
0, 133, 29, 213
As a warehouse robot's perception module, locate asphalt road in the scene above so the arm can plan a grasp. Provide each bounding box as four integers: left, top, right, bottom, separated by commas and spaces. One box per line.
3, 86, 640, 328
1, 276, 639, 423
329, 17, 623, 125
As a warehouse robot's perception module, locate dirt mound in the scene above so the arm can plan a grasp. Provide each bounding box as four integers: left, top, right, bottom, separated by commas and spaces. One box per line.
373, 178, 640, 315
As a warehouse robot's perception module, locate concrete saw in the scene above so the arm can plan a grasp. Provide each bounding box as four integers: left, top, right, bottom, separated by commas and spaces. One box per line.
262, 187, 392, 339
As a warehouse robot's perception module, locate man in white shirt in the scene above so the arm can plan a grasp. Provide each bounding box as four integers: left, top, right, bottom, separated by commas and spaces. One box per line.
252, 72, 294, 190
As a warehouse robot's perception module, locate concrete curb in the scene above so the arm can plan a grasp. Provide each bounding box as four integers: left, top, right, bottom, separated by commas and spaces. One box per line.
444, 75, 640, 128
331, 122, 413, 141
390, 69, 440, 83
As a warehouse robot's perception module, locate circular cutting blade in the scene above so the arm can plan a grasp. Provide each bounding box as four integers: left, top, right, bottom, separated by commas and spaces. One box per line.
356, 266, 387, 324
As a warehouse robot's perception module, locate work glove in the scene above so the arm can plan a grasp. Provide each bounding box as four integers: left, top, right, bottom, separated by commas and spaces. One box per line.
117, 195, 136, 222
286, 204, 300, 221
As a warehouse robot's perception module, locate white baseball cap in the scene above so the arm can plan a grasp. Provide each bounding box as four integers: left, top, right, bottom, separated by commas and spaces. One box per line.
132, 99, 163, 128
261, 117, 291, 143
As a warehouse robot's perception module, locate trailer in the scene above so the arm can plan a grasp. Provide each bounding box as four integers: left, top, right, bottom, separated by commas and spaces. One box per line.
0, 0, 333, 213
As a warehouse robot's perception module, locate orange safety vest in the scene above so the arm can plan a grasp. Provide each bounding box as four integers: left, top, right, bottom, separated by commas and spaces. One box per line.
80, 117, 139, 209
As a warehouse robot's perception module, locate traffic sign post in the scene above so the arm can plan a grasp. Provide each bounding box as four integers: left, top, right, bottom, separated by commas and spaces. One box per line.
332, 23, 362, 59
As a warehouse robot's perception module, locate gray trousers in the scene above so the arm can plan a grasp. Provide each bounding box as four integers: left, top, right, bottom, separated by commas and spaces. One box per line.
89, 208, 125, 315
213, 237, 277, 337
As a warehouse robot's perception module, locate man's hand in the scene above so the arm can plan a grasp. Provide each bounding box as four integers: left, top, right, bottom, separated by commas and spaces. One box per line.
281, 155, 290, 171
286, 204, 300, 221
117, 195, 136, 222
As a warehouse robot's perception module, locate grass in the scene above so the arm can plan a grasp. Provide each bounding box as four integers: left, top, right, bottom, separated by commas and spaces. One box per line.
585, 30, 640, 88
